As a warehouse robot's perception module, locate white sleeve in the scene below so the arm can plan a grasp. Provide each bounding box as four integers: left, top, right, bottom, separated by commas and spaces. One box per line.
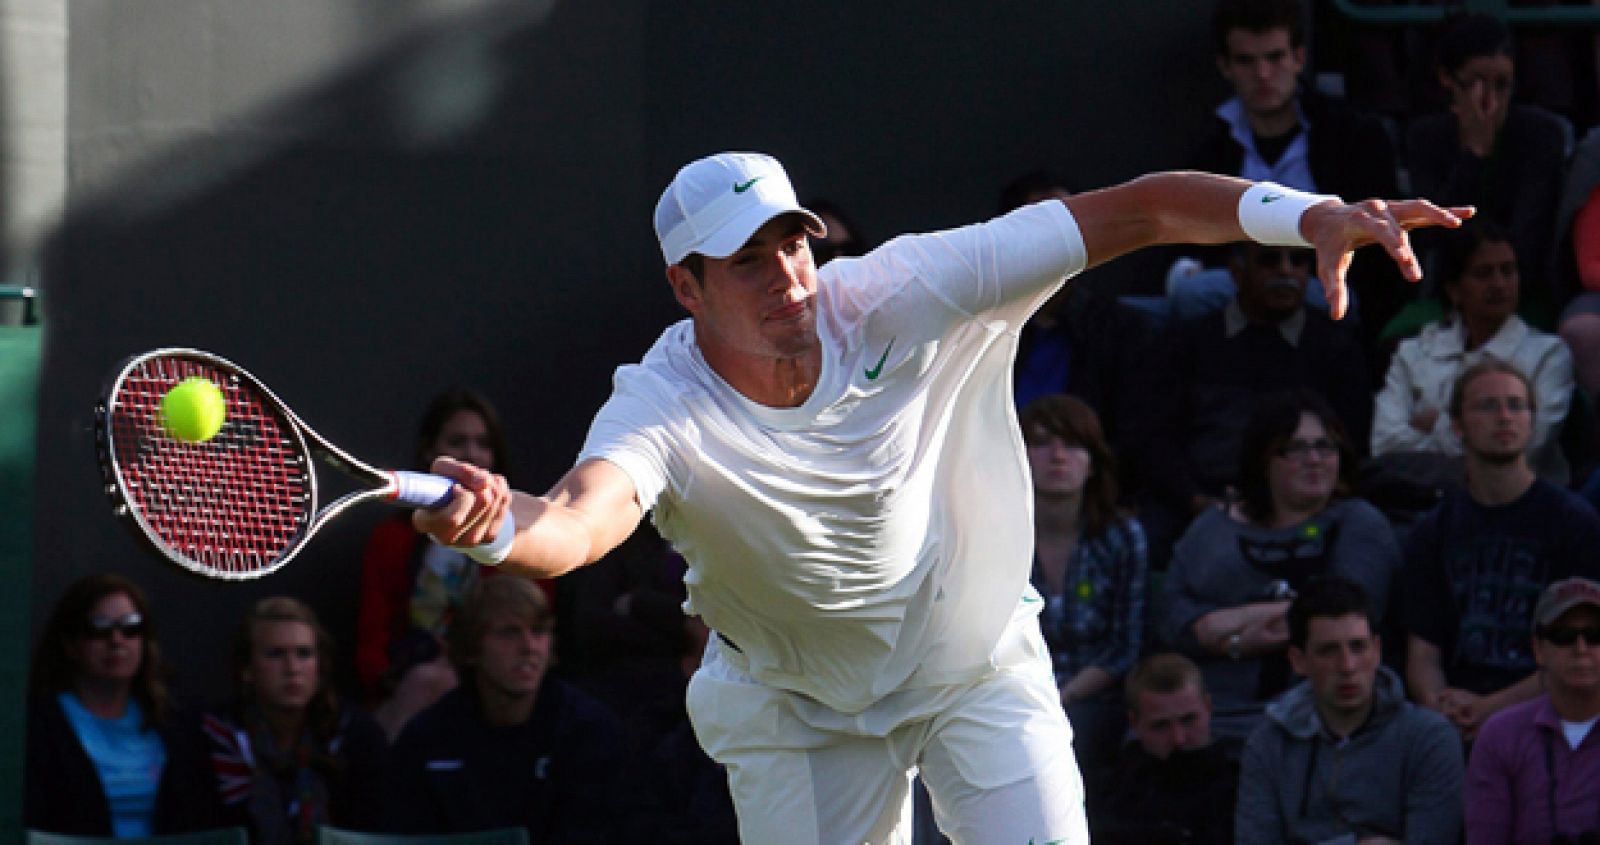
577, 366, 678, 514
827, 200, 1088, 326
1531, 337, 1576, 453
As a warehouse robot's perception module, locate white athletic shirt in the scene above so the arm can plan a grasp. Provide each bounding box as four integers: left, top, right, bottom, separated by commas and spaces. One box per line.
580, 200, 1088, 713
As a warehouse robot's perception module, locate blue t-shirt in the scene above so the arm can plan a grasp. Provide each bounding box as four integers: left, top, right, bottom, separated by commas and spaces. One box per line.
1402, 480, 1600, 693
58, 691, 167, 838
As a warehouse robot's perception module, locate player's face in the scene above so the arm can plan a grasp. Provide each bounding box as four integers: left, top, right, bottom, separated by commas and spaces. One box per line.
1219, 28, 1305, 118
1288, 614, 1380, 719
1025, 427, 1091, 497
1234, 244, 1311, 320
243, 620, 319, 716
672, 215, 820, 362
1446, 239, 1519, 329
69, 592, 145, 688
1442, 53, 1514, 134
1534, 606, 1600, 695
430, 409, 496, 471
1131, 684, 1212, 760
474, 611, 552, 700
1267, 413, 1339, 512
1452, 371, 1533, 463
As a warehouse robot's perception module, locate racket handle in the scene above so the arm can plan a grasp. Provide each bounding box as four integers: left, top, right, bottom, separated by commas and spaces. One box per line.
390, 471, 457, 509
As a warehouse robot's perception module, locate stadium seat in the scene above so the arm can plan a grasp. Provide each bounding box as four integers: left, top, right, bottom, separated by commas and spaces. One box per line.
26, 829, 248, 845
315, 828, 530, 845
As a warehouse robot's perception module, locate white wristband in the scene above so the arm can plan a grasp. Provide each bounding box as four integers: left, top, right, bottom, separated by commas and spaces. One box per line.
1237, 182, 1340, 248
457, 509, 516, 566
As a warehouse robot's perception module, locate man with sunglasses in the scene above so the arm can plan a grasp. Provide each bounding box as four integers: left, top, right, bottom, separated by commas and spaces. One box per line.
1466, 577, 1600, 845
1404, 360, 1600, 744
1145, 238, 1371, 542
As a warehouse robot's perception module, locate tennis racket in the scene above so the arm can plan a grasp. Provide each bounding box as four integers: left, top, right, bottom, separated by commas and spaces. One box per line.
95, 347, 457, 580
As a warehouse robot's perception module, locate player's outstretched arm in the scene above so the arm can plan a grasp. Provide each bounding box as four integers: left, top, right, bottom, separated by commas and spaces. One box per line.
1063, 170, 1472, 319
413, 456, 644, 579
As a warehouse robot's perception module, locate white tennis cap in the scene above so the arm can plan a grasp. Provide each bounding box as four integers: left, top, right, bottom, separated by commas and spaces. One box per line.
654, 152, 826, 266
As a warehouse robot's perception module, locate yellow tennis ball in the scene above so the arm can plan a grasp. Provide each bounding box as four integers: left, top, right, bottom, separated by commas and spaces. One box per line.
159, 376, 227, 443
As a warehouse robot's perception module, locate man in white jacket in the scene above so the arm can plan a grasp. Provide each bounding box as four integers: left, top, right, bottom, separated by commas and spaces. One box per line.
1373, 218, 1573, 481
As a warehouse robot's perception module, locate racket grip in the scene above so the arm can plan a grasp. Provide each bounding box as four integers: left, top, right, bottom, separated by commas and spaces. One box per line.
390, 471, 457, 509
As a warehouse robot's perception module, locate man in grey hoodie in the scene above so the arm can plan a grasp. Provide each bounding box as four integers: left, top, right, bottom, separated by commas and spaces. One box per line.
1237, 575, 1463, 845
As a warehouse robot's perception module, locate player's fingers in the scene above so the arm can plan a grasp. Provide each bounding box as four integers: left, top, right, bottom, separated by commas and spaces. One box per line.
1391, 199, 1471, 231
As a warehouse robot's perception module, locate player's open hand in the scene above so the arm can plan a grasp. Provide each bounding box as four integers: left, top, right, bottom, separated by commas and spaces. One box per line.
412, 455, 513, 548
1302, 198, 1475, 321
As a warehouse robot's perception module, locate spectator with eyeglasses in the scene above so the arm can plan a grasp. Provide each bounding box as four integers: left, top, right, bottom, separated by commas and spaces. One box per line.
1374, 219, 1575, 484
24, 573, 221, 837
1465, 577, 1600, 845
1141, 238, 1373, 572
1161, 390, 1398, 745
1403, 359, 1600, 743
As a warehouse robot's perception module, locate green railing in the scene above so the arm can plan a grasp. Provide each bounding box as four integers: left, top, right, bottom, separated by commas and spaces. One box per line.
1331, 0, 1600, 26
0, 285, 39, 326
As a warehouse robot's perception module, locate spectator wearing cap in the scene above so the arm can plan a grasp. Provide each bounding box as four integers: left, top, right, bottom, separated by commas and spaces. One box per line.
1403, 359, 1600, 741
1466, 577, 1600, 845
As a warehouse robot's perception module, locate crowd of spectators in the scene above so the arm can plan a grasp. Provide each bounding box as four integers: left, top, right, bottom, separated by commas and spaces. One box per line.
25, 0, 1600, 842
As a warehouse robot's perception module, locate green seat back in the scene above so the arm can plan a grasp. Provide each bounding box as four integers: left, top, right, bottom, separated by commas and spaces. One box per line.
26, 828, 249, 845
316, 828, 530, 845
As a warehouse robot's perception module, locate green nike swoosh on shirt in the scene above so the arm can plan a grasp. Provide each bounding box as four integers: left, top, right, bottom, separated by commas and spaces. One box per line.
864, 338, 896, 380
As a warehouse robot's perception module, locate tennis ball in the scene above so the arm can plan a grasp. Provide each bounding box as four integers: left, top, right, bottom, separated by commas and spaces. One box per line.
159, 376, 227, 443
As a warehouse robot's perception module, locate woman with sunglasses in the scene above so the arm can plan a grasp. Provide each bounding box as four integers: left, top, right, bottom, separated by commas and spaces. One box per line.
1161, 390, 1400, 745
202, 597, 386, 843
1373, 218, 1575, 482
25, 573, 220, 837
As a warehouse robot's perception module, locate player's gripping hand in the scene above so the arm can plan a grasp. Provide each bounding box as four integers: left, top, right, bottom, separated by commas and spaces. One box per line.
412, 455, 513, 548
1302, 198, 1475, 320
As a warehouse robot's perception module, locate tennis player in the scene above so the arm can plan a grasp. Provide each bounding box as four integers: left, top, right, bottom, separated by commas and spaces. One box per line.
416, 152, 1468, 844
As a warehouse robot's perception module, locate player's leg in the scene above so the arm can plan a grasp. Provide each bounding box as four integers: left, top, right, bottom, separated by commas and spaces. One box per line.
917, 646, 1087, 843
686, 640, 919, 843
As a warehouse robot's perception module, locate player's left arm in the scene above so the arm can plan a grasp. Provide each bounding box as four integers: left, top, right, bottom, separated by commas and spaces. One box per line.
1061, 171, 1472, 319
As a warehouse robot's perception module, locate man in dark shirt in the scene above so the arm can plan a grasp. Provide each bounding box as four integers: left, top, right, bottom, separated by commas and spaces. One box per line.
1404, 358, 1600, 741
385, 576, 624, 841
1090, 653, 1237, 845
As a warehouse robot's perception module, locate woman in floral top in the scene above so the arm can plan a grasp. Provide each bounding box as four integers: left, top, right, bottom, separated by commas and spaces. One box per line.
1021, 394, 1149, 773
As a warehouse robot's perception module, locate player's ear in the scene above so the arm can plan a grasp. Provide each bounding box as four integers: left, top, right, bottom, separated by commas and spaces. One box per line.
666, 264, 703, 313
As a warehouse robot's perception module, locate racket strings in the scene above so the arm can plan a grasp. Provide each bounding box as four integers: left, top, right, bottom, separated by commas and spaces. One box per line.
108, 356, 312, 575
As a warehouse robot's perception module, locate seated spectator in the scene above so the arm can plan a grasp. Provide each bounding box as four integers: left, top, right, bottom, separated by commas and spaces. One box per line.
1006, 172, 1155, 471
1466, 577, 1600, 844
201, 596, 386, 842
1404, 359, 1600, 741
1143, 241, 1370, 556
1553, 127, 1600, 417
1020, 394, 1148, 773
615, 615, 738, 844
1088, 653, 1237, 845
1407, 13, 1566, 317
1185, 0, 1405, 345
1236, 576, 1463, 845
1162, 390, 1399, 743
1373, 219, 1575, 483
557, 537, 690, 725
801, 198, 868, 267
25, 573, 219, 837
357, 388, 551, 740
384, 576, 624, 840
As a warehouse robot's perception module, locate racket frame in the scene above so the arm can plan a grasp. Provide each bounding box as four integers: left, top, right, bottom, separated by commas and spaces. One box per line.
96, 347, 432, 580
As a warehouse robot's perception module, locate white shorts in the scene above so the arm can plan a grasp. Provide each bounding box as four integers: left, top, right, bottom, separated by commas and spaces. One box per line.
685, 617, 1088, 845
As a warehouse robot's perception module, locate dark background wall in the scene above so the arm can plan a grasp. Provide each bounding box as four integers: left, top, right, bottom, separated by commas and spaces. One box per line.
32, 0, 1225, 701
